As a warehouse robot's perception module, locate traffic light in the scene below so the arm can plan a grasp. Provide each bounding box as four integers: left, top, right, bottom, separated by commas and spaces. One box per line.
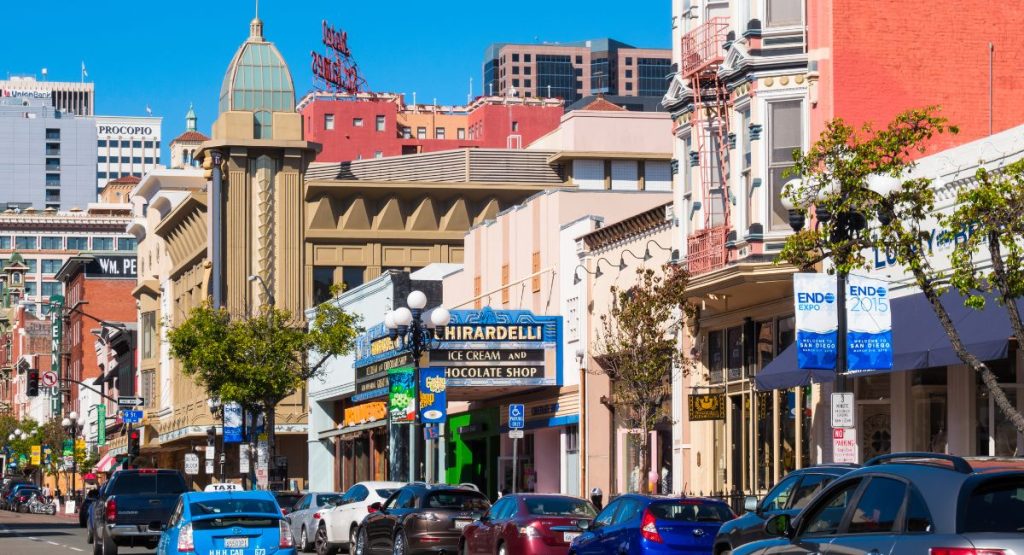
127, 428, 141, 459
26, 369, 39, 397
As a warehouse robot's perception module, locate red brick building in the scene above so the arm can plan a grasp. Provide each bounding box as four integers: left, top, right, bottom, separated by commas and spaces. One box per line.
299, 92, 563, 162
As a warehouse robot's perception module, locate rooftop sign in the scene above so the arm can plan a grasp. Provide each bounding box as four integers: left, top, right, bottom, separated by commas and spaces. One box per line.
311, 20, 365, 94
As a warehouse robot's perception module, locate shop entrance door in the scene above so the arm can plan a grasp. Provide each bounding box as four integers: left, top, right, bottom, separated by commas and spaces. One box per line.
858, 402, 892, 461
497, 455, 533, 494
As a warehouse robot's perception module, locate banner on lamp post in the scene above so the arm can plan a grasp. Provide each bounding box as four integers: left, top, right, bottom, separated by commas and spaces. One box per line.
793, 274, 838, 370
223, 403, 242, 443
97, 404, 106, 446
388, 366, 415, 423
50, 294, 64, 416
846, 274, 893, 372
418, 367, 447, 424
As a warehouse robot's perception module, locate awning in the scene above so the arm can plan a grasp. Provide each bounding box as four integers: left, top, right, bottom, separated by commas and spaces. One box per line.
317, 419, 386, 441
755, 291, 1022, 391
94, 452, 118, 473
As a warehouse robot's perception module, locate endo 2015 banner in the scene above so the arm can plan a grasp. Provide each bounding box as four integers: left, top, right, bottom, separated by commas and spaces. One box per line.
846, 274, 893, 372
794, 273, 838, 370
418, 367, 447, 424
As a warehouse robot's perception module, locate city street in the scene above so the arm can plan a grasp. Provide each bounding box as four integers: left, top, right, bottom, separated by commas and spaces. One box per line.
0, 510, 154, 555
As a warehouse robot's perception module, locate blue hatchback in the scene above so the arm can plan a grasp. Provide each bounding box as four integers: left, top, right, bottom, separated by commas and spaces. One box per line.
570, 495, 735, 554
156, 490, 296, 555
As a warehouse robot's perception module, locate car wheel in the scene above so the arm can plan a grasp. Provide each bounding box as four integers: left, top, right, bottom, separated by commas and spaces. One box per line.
355, 526, 369, 555
101, 531, 119, 555
498, 543, 508, 555
348, 525, 358, 555
393, 529, 408, 555
86, 525, 94, 544
300, 526, 310, 552
92, 534, 102, 555
315, 523, 336, 555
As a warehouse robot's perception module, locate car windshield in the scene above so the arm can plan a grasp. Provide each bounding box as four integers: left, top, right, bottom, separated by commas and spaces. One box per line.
109, 473, 187, 495
317, 494, 343, 508
963, 478, 1024, 533
524, 497, 596, 517
376, 488, 398, 498
191, 499, 280, 516
275, 494, 303, 507
648, 501, 733, 522
425, 491, 490, 510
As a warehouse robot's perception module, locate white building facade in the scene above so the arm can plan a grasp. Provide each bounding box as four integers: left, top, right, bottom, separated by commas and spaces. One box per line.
95, 116, 162, 190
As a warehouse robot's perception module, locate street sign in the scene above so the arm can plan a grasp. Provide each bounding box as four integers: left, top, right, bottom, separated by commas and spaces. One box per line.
509, 404, 525, 429
41, 371, 57, 388
118, 396, 144, 408
205, 459, 214, 474
423, 425, 439, 440
122, 410, 143, 423
256, 467, 269, 488
97, 404, 106, 446
509, 429, 524, 439
184, 453, 199, 475
205, 446, 215, 460
239, 446, 250, 474
833, 427, 858, 463
831, 392, 855, 428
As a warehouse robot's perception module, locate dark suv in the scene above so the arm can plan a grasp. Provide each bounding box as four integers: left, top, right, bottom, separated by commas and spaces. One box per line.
714, 464, 856, 554
355, 484, 490, 554
734, 453, 1024, 555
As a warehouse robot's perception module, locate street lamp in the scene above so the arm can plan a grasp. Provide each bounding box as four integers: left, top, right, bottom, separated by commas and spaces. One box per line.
384, 290, 451, 482
62, 411, 81, 501
207, 397, 226, 481
247, 274, 276, 307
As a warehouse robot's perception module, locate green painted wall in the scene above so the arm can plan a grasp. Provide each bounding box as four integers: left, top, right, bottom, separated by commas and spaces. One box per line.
446, 407, 499, 500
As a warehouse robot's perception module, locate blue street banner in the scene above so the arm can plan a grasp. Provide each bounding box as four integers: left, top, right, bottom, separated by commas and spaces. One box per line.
223, 402, 242, 443
846, 274, 893, 371
794, 273, 838, 369
418, 367, 447, 424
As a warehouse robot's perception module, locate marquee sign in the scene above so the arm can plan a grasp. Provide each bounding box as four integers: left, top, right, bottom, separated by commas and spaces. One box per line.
84, 256, 138, 279
311, 20, 366, 94
441, 308, 563, 387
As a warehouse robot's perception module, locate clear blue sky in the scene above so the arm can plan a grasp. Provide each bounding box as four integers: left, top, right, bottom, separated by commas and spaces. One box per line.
0, 0, 670, 161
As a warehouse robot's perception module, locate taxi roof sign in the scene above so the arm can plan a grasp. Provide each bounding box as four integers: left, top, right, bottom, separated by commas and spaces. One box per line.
204, 483, 244, 492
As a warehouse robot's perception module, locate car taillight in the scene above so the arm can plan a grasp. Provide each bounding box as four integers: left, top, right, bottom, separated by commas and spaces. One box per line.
139, 469, 158, 474
519, 524, 542, 538
105, 498, 117, 522
931, 550, 1006, 555
313, 512, 321, 519
412, 512, 441, 521
367, 505, 378, 513
177, 522, 194, 552
279, 519, 294, 548
640, 509, 662, 544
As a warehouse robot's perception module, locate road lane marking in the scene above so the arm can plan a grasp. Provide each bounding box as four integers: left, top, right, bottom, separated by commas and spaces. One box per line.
70, 548, 84, 552
47, 540, 60, 545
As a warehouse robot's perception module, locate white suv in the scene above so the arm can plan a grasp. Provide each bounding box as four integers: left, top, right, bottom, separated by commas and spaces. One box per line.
315, 481, 404, 555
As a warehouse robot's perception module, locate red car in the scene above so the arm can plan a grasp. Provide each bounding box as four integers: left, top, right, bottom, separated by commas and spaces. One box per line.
460, 494, 597, 555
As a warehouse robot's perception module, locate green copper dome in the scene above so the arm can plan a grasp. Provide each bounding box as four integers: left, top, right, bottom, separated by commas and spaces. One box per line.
218, 16, 296, 138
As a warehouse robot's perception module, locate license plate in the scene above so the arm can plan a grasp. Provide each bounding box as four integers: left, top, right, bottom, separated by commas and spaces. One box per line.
563, 532, 580, 543
454, 519, 472, 529
224, 537, 249, 548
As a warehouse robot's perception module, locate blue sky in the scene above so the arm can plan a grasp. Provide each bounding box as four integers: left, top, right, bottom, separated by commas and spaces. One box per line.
0, 1, 670, 160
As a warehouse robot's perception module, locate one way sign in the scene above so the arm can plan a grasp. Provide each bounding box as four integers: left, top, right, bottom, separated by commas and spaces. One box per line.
118, 396, 145, 408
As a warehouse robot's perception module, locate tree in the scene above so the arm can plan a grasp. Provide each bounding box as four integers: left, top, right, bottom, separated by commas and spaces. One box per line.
168, 286, 361, 476
591, 264, 693, 494
779, 106, 1024, 434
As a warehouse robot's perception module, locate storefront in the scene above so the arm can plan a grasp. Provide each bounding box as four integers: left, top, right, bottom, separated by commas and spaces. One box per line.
335, 400, 388, 489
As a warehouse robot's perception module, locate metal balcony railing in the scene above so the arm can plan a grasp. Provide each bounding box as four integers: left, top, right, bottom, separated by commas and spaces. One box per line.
681, 17, 730, 76
687, 225, 729, 276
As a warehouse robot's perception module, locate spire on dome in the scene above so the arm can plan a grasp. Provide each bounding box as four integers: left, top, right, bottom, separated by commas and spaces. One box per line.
250, 0, 263, 39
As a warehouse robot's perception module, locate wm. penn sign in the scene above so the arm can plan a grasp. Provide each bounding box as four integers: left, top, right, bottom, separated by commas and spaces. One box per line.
84, 256, 137, 279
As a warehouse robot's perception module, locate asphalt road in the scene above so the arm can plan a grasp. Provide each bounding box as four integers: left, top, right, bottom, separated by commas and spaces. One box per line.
0, 509, 155, 555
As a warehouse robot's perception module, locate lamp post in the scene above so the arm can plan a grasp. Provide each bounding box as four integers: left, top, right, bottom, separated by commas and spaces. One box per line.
783, 174, 900, 460
384, 291, 451, 482
8, 428, 27, 481
208, 397, 226, 481
62, 412, 81, 500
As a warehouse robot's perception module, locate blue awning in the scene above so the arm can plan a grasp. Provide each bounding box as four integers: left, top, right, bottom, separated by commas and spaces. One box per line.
755, 291, 1021, 391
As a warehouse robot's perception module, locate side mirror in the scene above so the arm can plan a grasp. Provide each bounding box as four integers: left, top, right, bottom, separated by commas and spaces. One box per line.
744, 496, 759, 513
764, 514, 793, 539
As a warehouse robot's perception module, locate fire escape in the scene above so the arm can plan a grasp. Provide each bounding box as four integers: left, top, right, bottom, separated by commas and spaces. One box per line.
682, 17, 731, 276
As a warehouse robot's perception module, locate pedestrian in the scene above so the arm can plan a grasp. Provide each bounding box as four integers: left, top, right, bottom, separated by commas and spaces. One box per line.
55, 487, 63, 505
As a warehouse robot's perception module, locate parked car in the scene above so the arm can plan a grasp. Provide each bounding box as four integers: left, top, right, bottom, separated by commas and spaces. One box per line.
354, 484, 490, 554
86, 483, 108, 544
569, 495, 735, 555
713, 464, 857, 554
734, 453, 1024, 555
276, 491, 305, 515
0, 478, 32, 508
461, 493, 597, 555
284, 491, 345, 552
80, 488, 100, 527
11, 487, 40, 512
92, 468, 188, 555
156, 489, 295, 555
4, 482, 38, 510
316, 481, 403, 555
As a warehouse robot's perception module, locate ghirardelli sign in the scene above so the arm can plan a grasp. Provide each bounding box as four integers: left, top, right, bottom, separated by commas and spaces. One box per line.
85, 256, 137, 279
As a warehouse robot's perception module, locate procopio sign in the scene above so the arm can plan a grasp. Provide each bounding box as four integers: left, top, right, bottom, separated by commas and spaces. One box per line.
97, 125, 154, 136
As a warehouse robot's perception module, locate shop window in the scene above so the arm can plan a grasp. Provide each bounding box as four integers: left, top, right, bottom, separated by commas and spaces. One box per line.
708, 330, 724, 384
910, 368, 948, 452
727, 326, 743, 381
755, 391, 774, 491
976, 359, 1022, 456
312, 266, 336, 306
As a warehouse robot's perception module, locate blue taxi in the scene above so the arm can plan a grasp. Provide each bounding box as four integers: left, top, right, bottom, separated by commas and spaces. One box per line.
156, 488, 296, 555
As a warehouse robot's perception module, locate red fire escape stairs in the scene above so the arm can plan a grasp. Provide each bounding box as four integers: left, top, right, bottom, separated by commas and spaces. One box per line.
682, 17, 732, 276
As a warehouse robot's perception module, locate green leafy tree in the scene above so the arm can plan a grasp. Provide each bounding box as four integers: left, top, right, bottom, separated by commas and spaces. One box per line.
168, 286, 361, 472
591, 265, 693, 494
779, 106, 1024, 433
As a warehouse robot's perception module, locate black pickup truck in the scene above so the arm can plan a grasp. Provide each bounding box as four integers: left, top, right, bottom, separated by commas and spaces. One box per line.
91, 468, 187, 555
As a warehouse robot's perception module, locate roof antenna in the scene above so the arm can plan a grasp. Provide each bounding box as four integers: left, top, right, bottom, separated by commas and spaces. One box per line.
255, 0, 259, 19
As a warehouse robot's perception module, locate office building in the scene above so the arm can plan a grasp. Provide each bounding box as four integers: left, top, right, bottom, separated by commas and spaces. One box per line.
483, 39, 671, 104
95, 115, 162, 190
0, 76, 94, 116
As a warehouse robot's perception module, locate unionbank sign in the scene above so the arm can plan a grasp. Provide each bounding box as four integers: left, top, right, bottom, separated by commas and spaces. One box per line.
794, 274, 838, 369
793, 273, 893, 372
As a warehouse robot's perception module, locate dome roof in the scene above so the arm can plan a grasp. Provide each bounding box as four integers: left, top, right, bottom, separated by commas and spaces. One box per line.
218, 17, 296, 137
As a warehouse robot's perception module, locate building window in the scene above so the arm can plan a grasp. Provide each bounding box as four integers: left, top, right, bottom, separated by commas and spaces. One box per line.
45, 190, 60, 203
524, 67, 532, 75
117, 237, 137, 251
92, 237, 114, 250
417, 127, 427, 139
41, 237, 62, 250
512, 121, 519, 132
0, 237, 9, 249
66, 237, 88, 250
312, 266, 336, 305
131, 140, 142, 148
15, 236, 37, 250
537, 53, 579, 102
41, 259, 62, 274
401, 126, 412, 139
143, 157, 154, 164
638, 57, 672, 96
376, 115, 386, 132
767, 0, 804, 27
342, 267, 365, 291
525, 79, 532, 88
24, 259, 36, 273
626, 56, 633, 65
24, 281, 37, 297
512, 66, 520, 75
457, 128, 466, 140
131, 156, 142, 164
524, 54, 532, 62
46, 174, 60, 186
97, 140, 107, 148
352, 117, 364, 127
575, 55, 583, 64
45, 128, 60, 140
41, 281, 61, 299
141, 311, 156, 359
768, 99, 803, 230
46, 143, 60, 156
374, 151, 383, 159
625, 82, 634, 91
512, 53, 520, 62
324, 114, 335, 130
708, 330, 724, 384
435, 127, 446, 140
144, 140, 154, 148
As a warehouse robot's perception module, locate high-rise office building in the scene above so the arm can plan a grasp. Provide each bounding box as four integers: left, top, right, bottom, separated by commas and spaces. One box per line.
95, 116, 162, 190
483, 39, 671, 104
0, 76, 94, 116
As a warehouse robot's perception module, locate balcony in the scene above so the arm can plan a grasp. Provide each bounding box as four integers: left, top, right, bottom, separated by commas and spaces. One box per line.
687, 225, 729, 276
680, 17, 730, 76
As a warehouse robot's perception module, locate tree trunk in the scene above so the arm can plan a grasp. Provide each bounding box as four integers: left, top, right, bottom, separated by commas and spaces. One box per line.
987, 233, 1024, 348
915, 267, 1024, 434
638, 406, 652, 495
